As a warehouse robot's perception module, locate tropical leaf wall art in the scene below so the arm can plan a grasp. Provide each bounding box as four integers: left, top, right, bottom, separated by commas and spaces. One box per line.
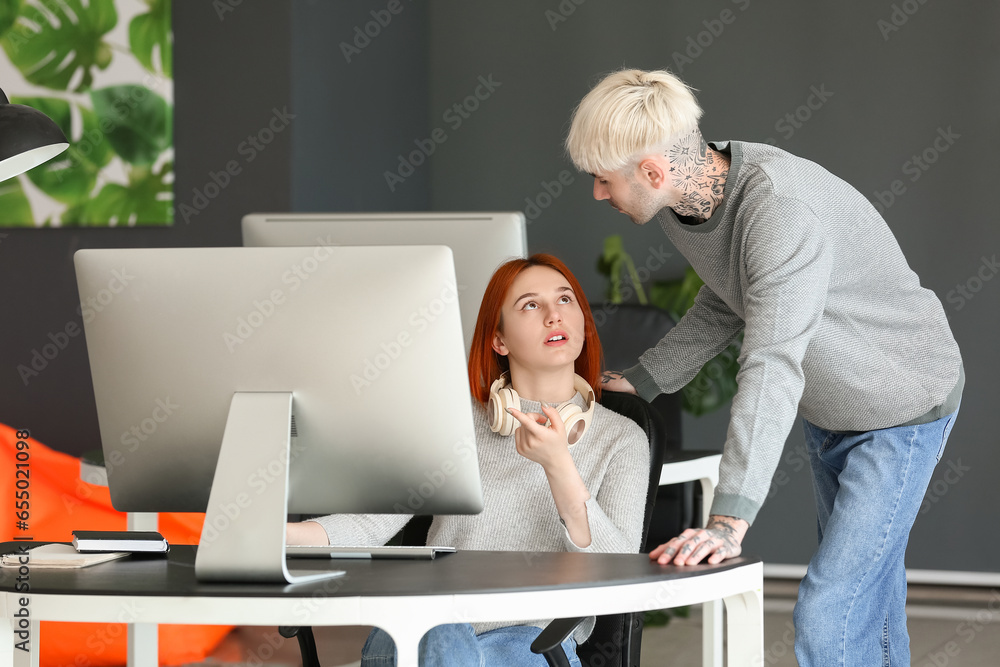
0, 0, 173, 227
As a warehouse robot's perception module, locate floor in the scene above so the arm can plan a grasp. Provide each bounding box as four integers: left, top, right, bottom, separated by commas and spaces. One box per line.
197, 580, 1000, 666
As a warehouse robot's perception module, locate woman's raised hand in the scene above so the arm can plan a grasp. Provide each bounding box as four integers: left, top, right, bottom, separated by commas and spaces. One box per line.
506, 404, 573, 470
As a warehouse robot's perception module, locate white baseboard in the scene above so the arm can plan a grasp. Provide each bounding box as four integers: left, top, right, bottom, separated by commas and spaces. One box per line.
763, 563, 1000, 588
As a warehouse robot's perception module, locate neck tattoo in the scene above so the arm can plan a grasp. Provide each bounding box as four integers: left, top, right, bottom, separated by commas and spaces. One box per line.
667, 131, 729, 221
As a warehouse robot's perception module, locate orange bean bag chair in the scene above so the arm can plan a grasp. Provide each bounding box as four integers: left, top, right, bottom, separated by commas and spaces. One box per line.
0, 424, 234, 666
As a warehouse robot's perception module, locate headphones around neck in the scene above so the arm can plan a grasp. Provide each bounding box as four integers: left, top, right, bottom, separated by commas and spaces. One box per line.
488, 373, 596, 446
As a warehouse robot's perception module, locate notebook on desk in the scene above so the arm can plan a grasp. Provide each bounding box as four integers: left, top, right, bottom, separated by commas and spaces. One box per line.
286, 545, 456, 560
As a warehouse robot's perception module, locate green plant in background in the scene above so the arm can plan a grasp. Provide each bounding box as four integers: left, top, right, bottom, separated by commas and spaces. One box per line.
597, 234, 742, 416
0, 0, 173, 227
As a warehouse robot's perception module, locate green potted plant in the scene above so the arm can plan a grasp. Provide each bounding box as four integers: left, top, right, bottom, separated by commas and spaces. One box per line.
597, 234, 742, 416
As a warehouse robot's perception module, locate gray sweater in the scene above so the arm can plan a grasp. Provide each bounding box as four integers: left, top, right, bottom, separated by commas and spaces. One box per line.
623, 140, 963, 525
310, 393, 649, 641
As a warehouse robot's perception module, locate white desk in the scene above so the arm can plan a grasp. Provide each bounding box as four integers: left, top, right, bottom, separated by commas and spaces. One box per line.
0, 544, 762, 667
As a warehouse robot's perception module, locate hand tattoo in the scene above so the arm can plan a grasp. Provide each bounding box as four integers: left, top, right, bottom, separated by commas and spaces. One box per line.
601, 370, 625, 384
703, 517, 742, 559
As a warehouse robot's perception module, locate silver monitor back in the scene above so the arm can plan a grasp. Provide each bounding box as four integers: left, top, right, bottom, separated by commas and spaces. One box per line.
74, 246, 483, 517
241, 212, 527, 353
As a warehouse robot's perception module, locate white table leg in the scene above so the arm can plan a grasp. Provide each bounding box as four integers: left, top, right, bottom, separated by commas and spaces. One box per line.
128, 624, 157, 667
1, 603, 33, 667
383, 625, 427, 667
0, 614, 14, 667
724, 587, 764, 666
702, 600, 723, 667
699, 473, 723, 667
24, 622, 37, 667
126, 514, 158, 667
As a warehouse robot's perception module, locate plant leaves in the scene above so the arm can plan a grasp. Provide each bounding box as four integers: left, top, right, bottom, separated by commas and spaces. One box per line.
11, 96, 113, 204
0, 0, 22, 40
0, 0, 117, 92
68, 162, 172, 226
129, 0, 171, 77
0, 177, 33, 226
599, 234, 649, 304
90, 85, 172, 165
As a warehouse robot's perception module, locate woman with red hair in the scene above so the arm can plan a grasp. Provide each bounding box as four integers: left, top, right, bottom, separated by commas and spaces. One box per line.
288, 254, 649, 666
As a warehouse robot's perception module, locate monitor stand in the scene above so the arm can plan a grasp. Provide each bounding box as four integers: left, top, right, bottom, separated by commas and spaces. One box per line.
194, 392, 345, 583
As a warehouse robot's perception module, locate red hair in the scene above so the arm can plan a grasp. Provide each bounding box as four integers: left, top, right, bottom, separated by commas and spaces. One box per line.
468, 254, 603, 404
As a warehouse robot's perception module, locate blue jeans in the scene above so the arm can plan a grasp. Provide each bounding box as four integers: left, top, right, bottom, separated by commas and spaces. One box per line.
794, 409, 959, 666
360, 623, 581, 667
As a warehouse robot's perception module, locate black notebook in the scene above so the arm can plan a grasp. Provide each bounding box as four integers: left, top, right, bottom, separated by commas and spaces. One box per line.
71, 530, 169, 553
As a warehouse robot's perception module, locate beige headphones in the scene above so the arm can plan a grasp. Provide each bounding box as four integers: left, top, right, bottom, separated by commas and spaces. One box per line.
488, 373, 596, 446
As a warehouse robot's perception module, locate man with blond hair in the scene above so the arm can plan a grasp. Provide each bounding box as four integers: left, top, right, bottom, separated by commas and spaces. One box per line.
566, 69, 963, 665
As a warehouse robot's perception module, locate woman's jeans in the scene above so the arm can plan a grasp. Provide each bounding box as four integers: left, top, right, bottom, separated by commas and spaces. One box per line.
794, 409, 959, 666
360, 623, 581, 667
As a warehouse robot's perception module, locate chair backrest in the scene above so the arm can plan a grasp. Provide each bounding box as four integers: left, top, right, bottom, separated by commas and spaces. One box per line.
596, 304, 683, 456
596, 391, 667, 547
576, 391, 666, 667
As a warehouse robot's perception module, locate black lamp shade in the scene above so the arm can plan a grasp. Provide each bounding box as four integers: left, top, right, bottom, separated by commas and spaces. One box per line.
0, 89, 70, 183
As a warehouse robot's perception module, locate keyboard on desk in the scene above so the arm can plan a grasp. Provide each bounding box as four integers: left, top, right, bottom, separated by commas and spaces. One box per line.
286, 545, 456, 560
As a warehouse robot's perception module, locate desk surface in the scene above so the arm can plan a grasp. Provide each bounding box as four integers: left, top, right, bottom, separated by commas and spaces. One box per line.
1, 542, 757, 599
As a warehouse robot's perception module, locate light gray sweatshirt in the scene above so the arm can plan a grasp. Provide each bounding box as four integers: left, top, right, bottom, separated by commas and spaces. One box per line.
310, 394, 649, 641
623, 140, 963, 525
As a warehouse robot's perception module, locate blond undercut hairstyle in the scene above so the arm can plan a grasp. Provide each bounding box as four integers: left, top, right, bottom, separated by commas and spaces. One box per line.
565, 69, 703, 176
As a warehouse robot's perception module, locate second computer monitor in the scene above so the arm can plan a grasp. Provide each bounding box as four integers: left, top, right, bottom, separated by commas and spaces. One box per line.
241, 212, 528, 352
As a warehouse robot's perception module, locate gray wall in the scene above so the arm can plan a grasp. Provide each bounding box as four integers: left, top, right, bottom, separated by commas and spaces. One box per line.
423, 1, 999, 574
3, 1, 995, 574
291, 1, 430, 211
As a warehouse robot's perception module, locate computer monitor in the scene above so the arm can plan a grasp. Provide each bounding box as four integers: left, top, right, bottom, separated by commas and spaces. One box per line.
74, 246, 483, 584
241, 212, 528, 353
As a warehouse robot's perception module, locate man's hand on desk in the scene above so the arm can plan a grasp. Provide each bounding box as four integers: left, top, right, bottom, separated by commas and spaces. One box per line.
649, 515, 748, 566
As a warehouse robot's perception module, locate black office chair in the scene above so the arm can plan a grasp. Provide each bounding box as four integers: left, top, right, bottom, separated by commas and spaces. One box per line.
528, 390, 668, 667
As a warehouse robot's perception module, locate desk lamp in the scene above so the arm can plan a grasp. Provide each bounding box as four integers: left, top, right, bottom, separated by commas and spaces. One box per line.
0, 87, 69, 182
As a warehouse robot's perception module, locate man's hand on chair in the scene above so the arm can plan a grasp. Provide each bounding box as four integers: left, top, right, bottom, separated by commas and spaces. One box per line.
600, 370, 636, 394
650, 515, 748, 566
